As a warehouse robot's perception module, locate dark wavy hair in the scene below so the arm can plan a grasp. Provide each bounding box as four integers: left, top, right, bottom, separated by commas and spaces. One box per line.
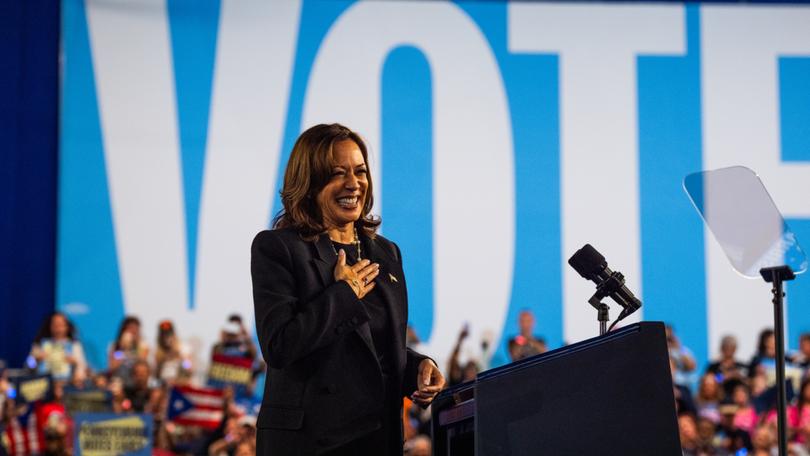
273, 123, 380, 239
33, 312, 77, 343
756, 328, 775, 356
113, 315, 142, 351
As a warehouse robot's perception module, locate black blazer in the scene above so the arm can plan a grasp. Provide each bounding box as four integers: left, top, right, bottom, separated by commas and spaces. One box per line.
251, 227, 427, 455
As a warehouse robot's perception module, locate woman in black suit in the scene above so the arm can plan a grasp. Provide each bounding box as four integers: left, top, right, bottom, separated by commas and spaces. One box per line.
251, 123, 445, 455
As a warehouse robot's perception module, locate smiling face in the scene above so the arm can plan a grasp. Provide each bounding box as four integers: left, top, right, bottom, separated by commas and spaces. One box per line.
316, 139, 368, 230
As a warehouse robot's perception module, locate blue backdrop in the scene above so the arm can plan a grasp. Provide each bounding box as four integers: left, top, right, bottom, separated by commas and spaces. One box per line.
0, 0, 59, 367
3, 0, 810, 376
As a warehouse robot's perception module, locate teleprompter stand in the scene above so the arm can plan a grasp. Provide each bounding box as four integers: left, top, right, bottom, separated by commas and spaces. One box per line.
683, 166, 808, 456
760, 265, 795, 456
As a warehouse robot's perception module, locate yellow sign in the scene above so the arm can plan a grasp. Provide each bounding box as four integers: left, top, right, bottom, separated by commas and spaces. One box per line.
209, 362, 252, 385
78, 416, 148, 456
19, 377, 50, 402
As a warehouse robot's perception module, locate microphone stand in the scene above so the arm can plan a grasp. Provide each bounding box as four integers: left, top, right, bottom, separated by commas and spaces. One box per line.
588, 294, 610, 336
588, 271, 627, 336
760, 265, 795, 456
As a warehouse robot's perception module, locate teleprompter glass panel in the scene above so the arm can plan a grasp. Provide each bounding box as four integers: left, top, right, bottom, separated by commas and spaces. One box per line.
683, 166, 807, 278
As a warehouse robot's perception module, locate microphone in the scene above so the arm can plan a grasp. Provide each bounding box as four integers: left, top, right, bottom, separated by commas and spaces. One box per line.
568, 244, 642, 320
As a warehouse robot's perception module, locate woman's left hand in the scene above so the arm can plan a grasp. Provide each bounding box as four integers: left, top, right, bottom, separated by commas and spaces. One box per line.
411, 359, 446, 407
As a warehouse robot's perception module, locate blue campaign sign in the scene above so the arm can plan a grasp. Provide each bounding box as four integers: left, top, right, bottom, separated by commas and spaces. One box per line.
11, 373, 53, 404
58, 0, 810, 376
73, 413, 153, 456
207, 353, 254, 398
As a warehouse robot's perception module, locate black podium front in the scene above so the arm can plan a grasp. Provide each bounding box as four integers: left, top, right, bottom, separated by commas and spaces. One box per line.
432, 322, 681, 456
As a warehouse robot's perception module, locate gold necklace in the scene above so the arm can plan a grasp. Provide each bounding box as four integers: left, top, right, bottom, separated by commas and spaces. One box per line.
329, 226, 362, 261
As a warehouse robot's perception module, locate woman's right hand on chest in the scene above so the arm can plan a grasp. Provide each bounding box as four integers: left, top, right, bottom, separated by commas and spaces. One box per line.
333, 249, 380, 299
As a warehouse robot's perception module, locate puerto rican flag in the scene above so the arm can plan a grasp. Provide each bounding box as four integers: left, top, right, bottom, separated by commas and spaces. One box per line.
2, 406, 42, 456
167, 386, 224, 430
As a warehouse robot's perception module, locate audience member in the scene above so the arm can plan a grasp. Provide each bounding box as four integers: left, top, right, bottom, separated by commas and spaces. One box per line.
41, 405, 71, 456
706, 335, 747, 391
749, 329, 777, 381
154, 319, 192, 385
673, 357, 698, 416
446, 324, 481, 387
667, 325, 698, 388
211, 315, 257, 361
207, 415, 256, 456
731, 382, 759, 435
694, 415, 718, 454
123, 359, 156, 413
751, 371, 770, 398
234, 440, 257, 456
447, 324, 468, 387
695, 372, 723, 423
507, 310, 547, 362
108, 315, 150, 383
7, 310, 808, 456
717, 402, 752, 453
210, 315, 261, 397
791, 333, 810, 371
751, 424, 776, 456
679, 413, 701, 456
788, 378, 810, 444
29, 312, 87, 382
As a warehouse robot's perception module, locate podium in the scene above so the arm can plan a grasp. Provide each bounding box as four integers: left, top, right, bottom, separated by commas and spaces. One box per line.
432, 322, 681, 455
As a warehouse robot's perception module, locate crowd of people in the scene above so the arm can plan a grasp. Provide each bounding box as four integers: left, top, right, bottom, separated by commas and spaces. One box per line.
3, 309, 810, 455
0, 311, 438, 456
669, 326, 810, 456
0, 312, 262, 456
435, 311, 810, 456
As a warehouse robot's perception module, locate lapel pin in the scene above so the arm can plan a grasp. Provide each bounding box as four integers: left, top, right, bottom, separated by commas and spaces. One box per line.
389, 273, 398, 283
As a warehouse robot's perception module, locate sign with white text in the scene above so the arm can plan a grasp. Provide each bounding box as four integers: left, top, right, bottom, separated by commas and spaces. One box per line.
59, 0, 810, 375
